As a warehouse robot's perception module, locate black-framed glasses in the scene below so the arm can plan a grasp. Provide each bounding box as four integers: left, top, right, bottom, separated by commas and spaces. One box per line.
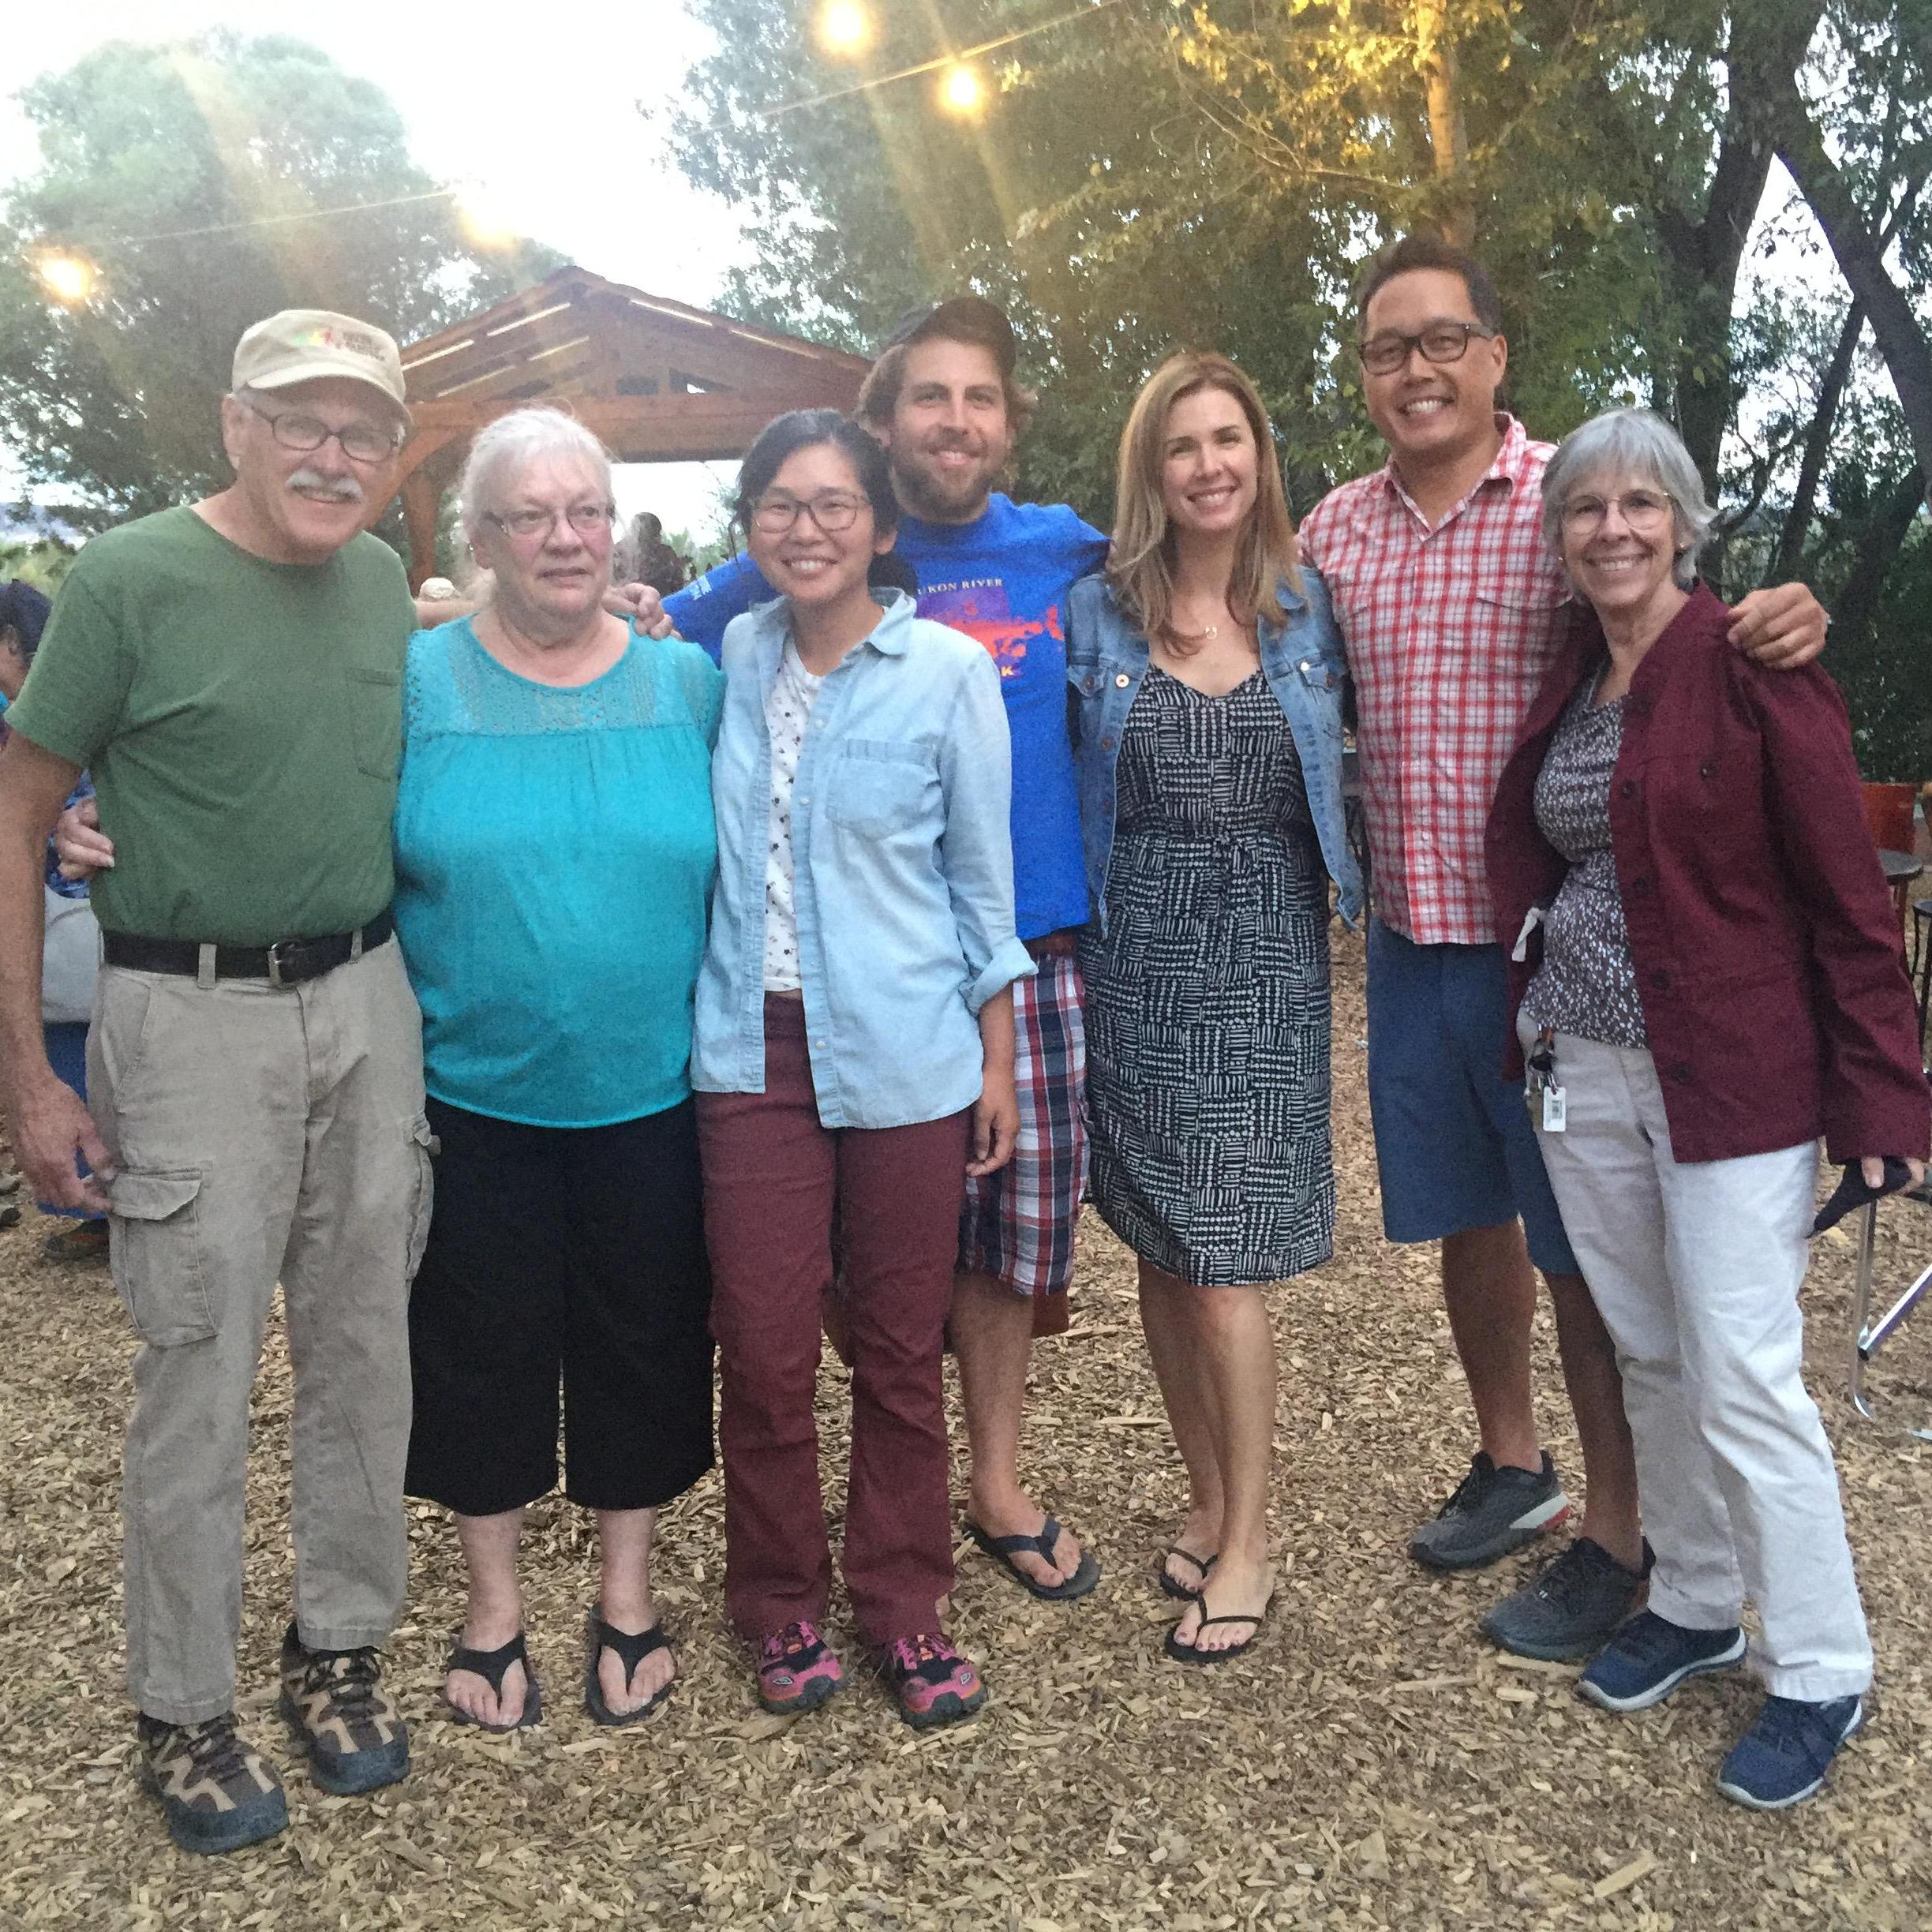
1356, 322, 1496, 377
751, 491, 870, 534
240, 396, 401, 466
483, 502, 617, 541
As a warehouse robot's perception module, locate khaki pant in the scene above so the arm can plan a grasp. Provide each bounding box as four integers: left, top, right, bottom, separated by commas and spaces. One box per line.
89, 940, 431, 1724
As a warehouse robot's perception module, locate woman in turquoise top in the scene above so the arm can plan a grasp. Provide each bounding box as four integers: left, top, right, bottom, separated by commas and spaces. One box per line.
395, 409, 720, 1733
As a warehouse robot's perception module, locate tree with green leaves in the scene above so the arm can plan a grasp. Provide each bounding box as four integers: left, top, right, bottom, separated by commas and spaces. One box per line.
672, 0, 1930, 762
0, 31, 556, 528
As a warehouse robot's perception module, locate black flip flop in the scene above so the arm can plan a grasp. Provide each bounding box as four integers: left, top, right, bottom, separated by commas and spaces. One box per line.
1158, 1546, 1219, 1602
584, 1611, 675, 1727
443, 1630, 542, 1732
964, 1516, 1101, 1602
1164, 1593, 1272, 1665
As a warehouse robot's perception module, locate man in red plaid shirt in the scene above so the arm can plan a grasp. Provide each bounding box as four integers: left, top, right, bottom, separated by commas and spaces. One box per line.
1301, 235, 1827, 1661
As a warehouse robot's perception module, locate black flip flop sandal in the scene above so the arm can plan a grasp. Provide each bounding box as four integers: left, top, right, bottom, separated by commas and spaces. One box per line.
443, 1630, 542, 1732
964, 1516, 1102, 1602
1163, 1595, 1272, 1666
1158, 1546, 1219, 1602
584, 1611, 675, 1727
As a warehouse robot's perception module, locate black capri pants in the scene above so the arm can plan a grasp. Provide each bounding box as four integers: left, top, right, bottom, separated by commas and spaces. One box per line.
405, 1095, 713, 1518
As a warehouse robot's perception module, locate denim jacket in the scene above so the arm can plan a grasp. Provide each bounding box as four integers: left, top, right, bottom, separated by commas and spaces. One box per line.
1065, 568, 1362, 935
692, 589, 1035, 1129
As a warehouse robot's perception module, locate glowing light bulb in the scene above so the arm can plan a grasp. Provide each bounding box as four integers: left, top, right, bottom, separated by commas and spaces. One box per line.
939, 64, 984, 115
816, 0, 874, 56
37, 253, 97, 305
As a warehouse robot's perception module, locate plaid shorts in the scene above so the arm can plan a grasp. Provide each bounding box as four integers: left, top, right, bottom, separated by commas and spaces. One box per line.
957, 953, 1088, 1297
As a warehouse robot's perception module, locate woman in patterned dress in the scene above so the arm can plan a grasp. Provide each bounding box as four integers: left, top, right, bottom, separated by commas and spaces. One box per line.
1067, 354, 1361, 1661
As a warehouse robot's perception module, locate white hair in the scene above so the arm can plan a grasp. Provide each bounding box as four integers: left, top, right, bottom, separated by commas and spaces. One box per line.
457, 408, 615, 540
1541, 407, 1716, 590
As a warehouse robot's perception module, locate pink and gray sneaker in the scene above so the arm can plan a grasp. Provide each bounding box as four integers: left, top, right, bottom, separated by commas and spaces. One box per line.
756, 1621, 844, 1714
875, 1634, 987, 1731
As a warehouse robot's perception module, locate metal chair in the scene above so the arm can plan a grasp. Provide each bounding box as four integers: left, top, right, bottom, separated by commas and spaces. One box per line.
1849, 1194, 1932, 1442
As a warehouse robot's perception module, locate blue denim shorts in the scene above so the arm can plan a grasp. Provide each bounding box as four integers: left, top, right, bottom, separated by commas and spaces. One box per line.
1365, 919, 1577, 1275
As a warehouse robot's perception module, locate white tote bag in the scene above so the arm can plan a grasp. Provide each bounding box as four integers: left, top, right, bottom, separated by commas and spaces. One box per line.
42, 885, 101, 1026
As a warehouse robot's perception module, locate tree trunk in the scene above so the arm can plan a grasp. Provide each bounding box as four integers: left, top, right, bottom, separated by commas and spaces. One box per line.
1767, 300, 1864, 584
1642, 1, 1825, 489
1413, 0, 1473, 247
1767, 79, 1932, 503
1830, 464, 1923, 649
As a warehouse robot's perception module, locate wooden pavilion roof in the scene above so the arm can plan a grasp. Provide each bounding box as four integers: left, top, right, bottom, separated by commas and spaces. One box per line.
380, 265, 872, 586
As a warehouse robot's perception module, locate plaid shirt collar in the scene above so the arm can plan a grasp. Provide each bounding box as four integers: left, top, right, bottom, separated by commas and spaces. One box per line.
1372, 414, 1535, 532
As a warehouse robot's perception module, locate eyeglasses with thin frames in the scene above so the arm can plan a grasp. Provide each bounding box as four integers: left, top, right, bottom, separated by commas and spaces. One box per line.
1356, 322, 1496, 377
1558, 489, 1675, 534
482, 503, 617, 541
751, 491, 871, 535
240, 396, 401, 466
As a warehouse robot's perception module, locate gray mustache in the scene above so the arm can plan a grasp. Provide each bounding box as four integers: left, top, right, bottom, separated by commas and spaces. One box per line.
286, 468, 364, 504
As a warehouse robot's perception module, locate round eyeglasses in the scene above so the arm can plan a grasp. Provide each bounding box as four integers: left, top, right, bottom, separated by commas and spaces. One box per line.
1558, 489, 1675, 534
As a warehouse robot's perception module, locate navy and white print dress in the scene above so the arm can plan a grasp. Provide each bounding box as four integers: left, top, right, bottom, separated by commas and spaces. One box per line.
1080, 664, 1335, 1286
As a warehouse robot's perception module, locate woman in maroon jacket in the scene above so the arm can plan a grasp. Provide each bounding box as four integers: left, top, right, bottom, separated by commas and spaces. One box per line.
1485, 407, 1927, 1812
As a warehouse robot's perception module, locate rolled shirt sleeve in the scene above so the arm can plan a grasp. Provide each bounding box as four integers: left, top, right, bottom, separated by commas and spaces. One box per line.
938, 649, 1037, 1013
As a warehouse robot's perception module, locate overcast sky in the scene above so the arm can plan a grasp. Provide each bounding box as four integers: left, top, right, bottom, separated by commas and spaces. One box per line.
0, 0, 759, 541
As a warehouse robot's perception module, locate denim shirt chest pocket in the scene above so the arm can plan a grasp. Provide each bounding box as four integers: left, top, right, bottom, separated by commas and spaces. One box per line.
821, 739, 939, 837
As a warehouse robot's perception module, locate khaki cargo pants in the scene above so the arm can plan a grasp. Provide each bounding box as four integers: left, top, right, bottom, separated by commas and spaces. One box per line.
88, 938, 432, 1724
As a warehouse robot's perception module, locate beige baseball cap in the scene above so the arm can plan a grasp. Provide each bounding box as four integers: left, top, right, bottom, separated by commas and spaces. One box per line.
232, 309, 408, 414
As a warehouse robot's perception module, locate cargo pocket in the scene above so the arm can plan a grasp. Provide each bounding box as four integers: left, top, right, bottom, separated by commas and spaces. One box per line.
406, 1115, 439, 1281
107, 1170, 215, 1347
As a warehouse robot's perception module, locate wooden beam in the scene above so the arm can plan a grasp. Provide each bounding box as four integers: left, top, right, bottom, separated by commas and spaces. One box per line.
399, 467, 444, 593
400, 389, 864, 464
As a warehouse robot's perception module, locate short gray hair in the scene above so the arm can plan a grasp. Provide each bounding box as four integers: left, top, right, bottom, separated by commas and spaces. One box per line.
457, 408, 615, 540
1541, 407, 1714, 590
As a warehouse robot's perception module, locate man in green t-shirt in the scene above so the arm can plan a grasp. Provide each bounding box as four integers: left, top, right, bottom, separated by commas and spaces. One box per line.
0, 311, 429, 1857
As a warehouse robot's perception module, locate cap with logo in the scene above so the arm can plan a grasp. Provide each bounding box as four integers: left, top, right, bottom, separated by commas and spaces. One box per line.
232, 309, 409, 415
878, 296, 1017, 376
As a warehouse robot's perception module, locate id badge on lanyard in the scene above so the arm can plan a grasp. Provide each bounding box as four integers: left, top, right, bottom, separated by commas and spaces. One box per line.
1526, 1026, 1567, 1133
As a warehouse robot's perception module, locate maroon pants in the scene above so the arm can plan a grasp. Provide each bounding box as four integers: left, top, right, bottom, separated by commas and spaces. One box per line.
697, 997, 969, 1646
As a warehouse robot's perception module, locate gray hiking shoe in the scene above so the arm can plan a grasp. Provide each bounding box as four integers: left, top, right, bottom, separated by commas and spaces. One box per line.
1478, 1536, 1653, 1661
1410, 1451, 1570, 1571
137, 1713, 287, 1856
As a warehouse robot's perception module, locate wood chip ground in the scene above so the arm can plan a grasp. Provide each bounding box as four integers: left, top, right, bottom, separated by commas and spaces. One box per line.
2, 930, 1928, 1928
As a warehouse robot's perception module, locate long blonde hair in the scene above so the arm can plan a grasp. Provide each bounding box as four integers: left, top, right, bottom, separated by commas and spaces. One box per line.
1106, 351, 1301, 651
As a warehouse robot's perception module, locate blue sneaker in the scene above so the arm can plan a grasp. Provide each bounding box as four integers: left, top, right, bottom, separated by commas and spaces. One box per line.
1717, 1694, 1864, 1810
1578, 1609, 1746, 1713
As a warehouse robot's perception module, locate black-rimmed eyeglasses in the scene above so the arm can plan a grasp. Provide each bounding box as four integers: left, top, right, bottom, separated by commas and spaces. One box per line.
1356, 322, 1496, 377
751, 491, 870, 535
240, 396, 401, 466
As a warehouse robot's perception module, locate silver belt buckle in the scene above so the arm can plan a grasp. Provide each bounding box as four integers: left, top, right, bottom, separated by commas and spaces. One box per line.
266, 939, 291, 989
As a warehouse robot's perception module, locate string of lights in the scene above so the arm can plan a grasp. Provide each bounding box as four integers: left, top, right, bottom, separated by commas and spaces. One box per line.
768, 0, 1129, 122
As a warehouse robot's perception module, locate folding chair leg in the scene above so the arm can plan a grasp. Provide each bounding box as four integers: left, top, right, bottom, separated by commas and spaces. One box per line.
1849, 1200, 1932, 1442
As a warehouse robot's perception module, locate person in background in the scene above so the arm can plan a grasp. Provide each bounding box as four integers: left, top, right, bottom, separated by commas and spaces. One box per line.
694, 409, 1029, 1729
1488, 406, 1926, 1810
0, 311, 423, 1855
398, 410, 720, 1732
657, 299, 1104, 1606
617, 511, 691, 597
1068, 353, 1361, 1660
1300, 234, 1829, 1664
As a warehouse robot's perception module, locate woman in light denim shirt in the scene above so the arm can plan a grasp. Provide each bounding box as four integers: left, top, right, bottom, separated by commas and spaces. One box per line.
1067, 352, 1360, 1665
692, 411, 1033, 1732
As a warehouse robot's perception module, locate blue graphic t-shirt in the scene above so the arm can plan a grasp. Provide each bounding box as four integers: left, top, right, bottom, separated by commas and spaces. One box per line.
665, 495, 1104, 938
